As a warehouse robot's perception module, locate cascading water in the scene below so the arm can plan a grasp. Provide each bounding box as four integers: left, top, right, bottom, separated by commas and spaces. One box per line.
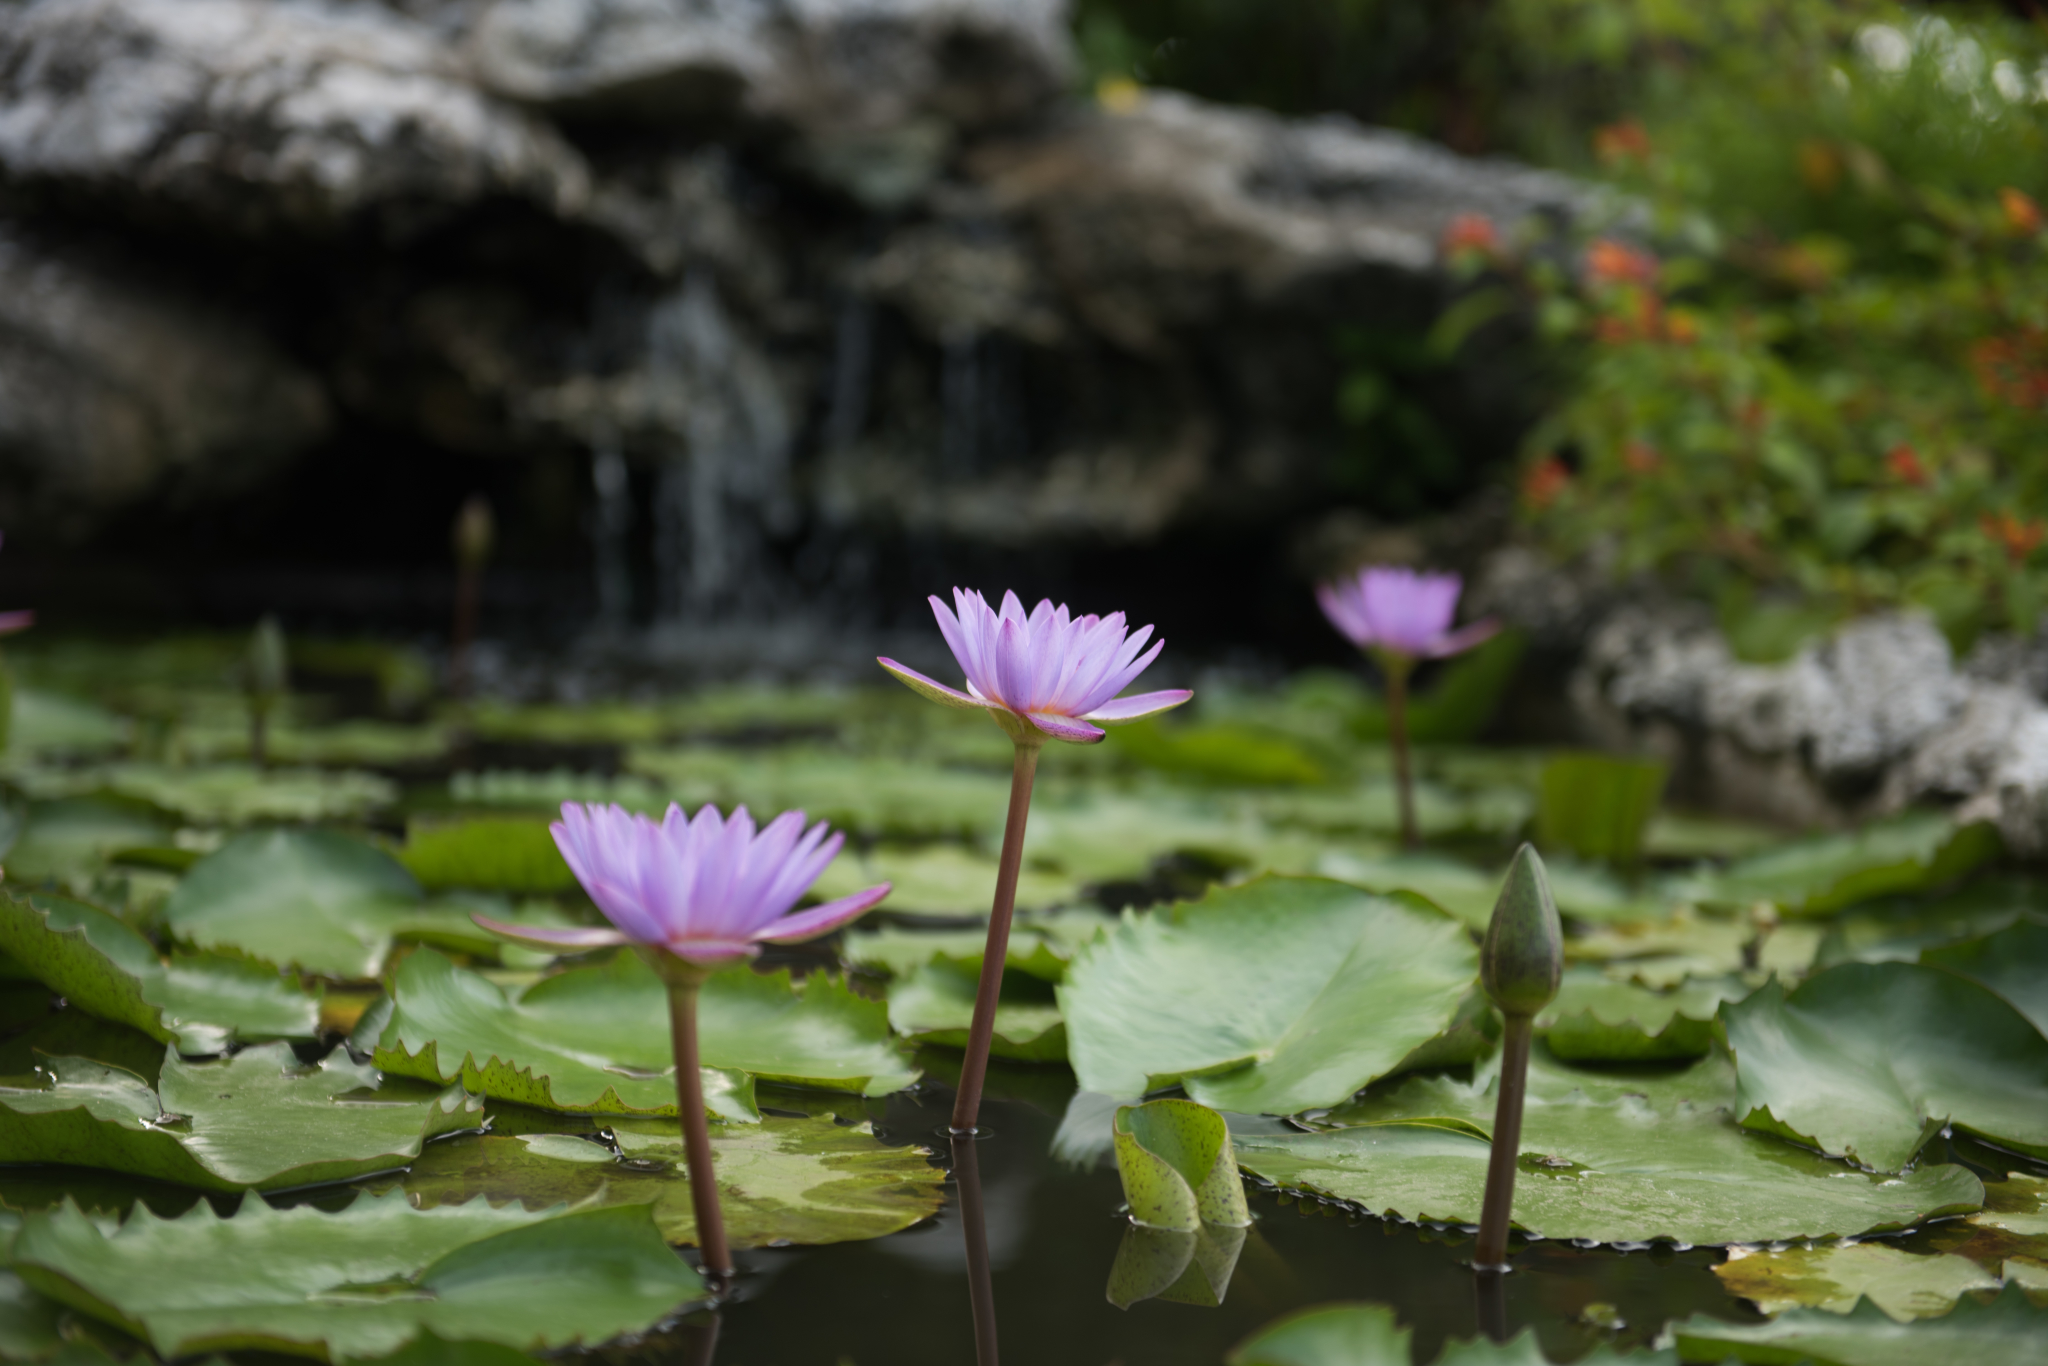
589, 427, 633, 629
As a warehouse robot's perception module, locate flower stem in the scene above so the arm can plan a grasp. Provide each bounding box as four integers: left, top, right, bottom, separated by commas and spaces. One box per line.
665, 974, 732, 1285
1474, 1012, 1533, 1270
951, 739, 1043, 1133
1383, 652, 1419, 849
953, 1132, 1001, 1364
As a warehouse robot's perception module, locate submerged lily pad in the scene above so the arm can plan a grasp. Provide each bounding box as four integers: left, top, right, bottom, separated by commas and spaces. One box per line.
1059, 876, 1480, 1115
1535, 970, 1748, 1063
1668, 1283, 2045, 1366
1689, 814, 2001, 916
1920, 916, 2048, 1037
397, 818, 575, 894
1569, 912, 1825, 988
160, 830, 534, 980
375, 950, 915, 1116
843, 910, 1108, 981
1722, 962, 2048, 1171
1236, 1052, 1985, 1246
403, 1109, 944, 1248
0, 1042, 478, 1191
885, 961, 1066, 1062
1712, 1241, 2003, 1320
0, 891, 318, 1052
12, 1191, 704, 1361
1229, 1301, 1676, 1365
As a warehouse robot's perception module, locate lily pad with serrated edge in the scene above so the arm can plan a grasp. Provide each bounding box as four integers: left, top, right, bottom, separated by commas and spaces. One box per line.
1668, 1282, 2045, 1366
376, 948, 916, 1116
1681, 812, 2002, 917
401, 1108, 943, 1248
0, 890, 318, 1052
1059, 875, 1480, 1115
0, 1042, 479, 1191
1235, 1050, 1985, 1247
1712, 1241, 2003, 1320
1227, 1301, 1676, 1366
1114, 1098, 1251, 1230
885, 961, 1066, 1062
1721, 961, 2048, 1172
1921, 916, 2048, 1038
1535, 969, 1748, 1063
11, 1191, 704, 1362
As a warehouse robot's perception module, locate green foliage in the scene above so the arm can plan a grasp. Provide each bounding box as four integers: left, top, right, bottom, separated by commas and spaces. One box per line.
1722, 962, 2048, 1171
1684, 813, 2001, 915
1921, 915, 2048, 1035
1242, 1050, 1986, 1245
884, 961, 1067, 1062
398, 817, 575, 894
1713, 1239, 2004, 1320
1668, 1282, 2046, 1366
12, 1193, 704, 1362
1112, 1098, 1250, 1230
1535, 968, 1747, 1062
1059, 876, 1481, 1114
402, 1109, 946, 1249
1534, 752, 1668, 864
1230, 1302, 1678, 1365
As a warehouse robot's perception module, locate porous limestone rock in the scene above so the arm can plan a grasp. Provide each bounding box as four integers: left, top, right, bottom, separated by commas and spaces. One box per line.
0, 0, 589, 231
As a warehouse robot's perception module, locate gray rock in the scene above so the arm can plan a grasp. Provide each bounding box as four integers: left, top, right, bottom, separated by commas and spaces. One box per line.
0, 229, 329, 536
0, 0, 589, 230
1805, 613, 1967, 779
970, 93, 1588, 351
1886, 683, 2038, 806
415, 0, 1069, 138
1958, 709, 2048, 857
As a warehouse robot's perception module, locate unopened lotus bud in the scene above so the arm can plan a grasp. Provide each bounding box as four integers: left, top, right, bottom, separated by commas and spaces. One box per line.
452, 496, 495, 570
1481, 843, 1562, 1017
246, 615, 288, 705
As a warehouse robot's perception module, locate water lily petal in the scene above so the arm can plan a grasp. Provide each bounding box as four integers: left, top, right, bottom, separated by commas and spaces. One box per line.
753, 883, 893, 944
1083, 689, 1194, 725
1027, 711, 1107, 744
878, 658, 992, 709
1421, 617, 1503, 659
470, 914, 632, 952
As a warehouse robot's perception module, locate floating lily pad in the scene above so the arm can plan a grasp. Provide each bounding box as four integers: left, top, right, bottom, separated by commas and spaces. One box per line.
1059, 876, 1480, 1114
12, 1191, 704, 1362
1722, 962, 2048, 1171
1535, 969, 1748, 1062
810, 842, 1082, 915
1320, 853, 1669, 930
397, 818, 575, 894
1668, 1282, 2045, 1366
0, 891, 318, 1052
1229, 1301, 1676, 1365
0, 798, 172, 883
1021, 794, 1278, 886
403, 1109, 944, 1248
376, 949, 916, 1116
1237, 1052, 1985, 1246
1569, 912, 1824, 988
628, 747, 1011, 840
1921, 917, 2048, 1037
160, 830, 527, 980
1688, 814, 2002, 916
0, 1042, 478, 1191
843, 910, 1108, 981
884, 961, 1066, 1062
1712, 1241, 2003, 1320
8, 690, 128, 759
12, 764, 397, 826
1114, 1098, 1250, 1230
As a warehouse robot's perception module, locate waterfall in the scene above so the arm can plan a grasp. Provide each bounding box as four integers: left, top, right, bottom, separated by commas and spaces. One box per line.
590, 427, 633, 628
824, 293, 875, 455
942, 329, 981, 478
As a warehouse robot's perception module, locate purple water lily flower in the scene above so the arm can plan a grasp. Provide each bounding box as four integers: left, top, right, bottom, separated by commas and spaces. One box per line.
879, 589, 1191, 744
1316, 567, 1498, 661
473, 802, 890, 966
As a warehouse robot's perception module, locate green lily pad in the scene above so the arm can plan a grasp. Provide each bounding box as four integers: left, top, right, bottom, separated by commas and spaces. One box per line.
1640, 811, 1789, 861
8, 690, 128, 759
12, 1191, 704, 1362
375, 949, 916, 1116
0, 891, 318, 1052
1114, 1098, 1250, 1230
1021, 793, 1277, 886
1569, 912, 1825, 988
1668, 1282, 2045, 1366
884, 961, 1066, 1062
1921, 917, 2048, 1037
1228, 1302, 1676, 1365
628, 747, 1011, 840
0, 1267, 66, 1362
843, 910, 1108, 981
1059, 876, 1480, 1114
809, 842, 1082, 915
160, 830, 518, 980
1320, 852, 1669, 929
1237, 1052, 1986, 1246
1688, 814, 2002, 916
12, 764, 397, 825
0, 1042, 478, 1191
1114, 719, 1327, 786
1712, 1241, 2003, 1320
1, 798, 172, 883
403, 1109, 944, 1248
397, 818, 574, 894
1535, 969, 1749, 1062
1722, 962, 2048, 1171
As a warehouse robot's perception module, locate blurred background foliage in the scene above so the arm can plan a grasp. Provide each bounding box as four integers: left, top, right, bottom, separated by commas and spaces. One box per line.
1079, 0, 2048, 652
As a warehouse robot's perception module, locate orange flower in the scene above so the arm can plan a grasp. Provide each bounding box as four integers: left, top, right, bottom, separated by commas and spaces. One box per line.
1983, 512, 2047, 564
1522, 456, 1572, 508
1663, 309, 1700, 345
2001, 187, 2043, 236
1585, 239, 1659, 288
1594, 120, 1653, 166
1885, 444, 1930, 487
1623, 441, 1661, 474
1441, 213, 1500, 259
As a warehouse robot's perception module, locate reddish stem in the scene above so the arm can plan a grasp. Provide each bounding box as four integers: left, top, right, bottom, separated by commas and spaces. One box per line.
1383, 652, 1419, 849
1474, 1013, 1533, 1270
951, 739, 1042, 1133
666, 975, 732, 1285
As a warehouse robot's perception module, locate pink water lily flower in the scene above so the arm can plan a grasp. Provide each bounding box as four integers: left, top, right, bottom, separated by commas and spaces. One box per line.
474, 802, 890, 965
879, 589, 1192, 744
1316, 566, 1499, 660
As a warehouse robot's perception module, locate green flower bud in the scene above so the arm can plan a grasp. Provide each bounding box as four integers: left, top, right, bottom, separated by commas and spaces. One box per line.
245, 615, 288, 706
1481, 842, 1562, 1017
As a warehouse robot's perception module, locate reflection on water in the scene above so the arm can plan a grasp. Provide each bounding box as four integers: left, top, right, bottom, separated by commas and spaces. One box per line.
955, 1133, 1001, 1365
